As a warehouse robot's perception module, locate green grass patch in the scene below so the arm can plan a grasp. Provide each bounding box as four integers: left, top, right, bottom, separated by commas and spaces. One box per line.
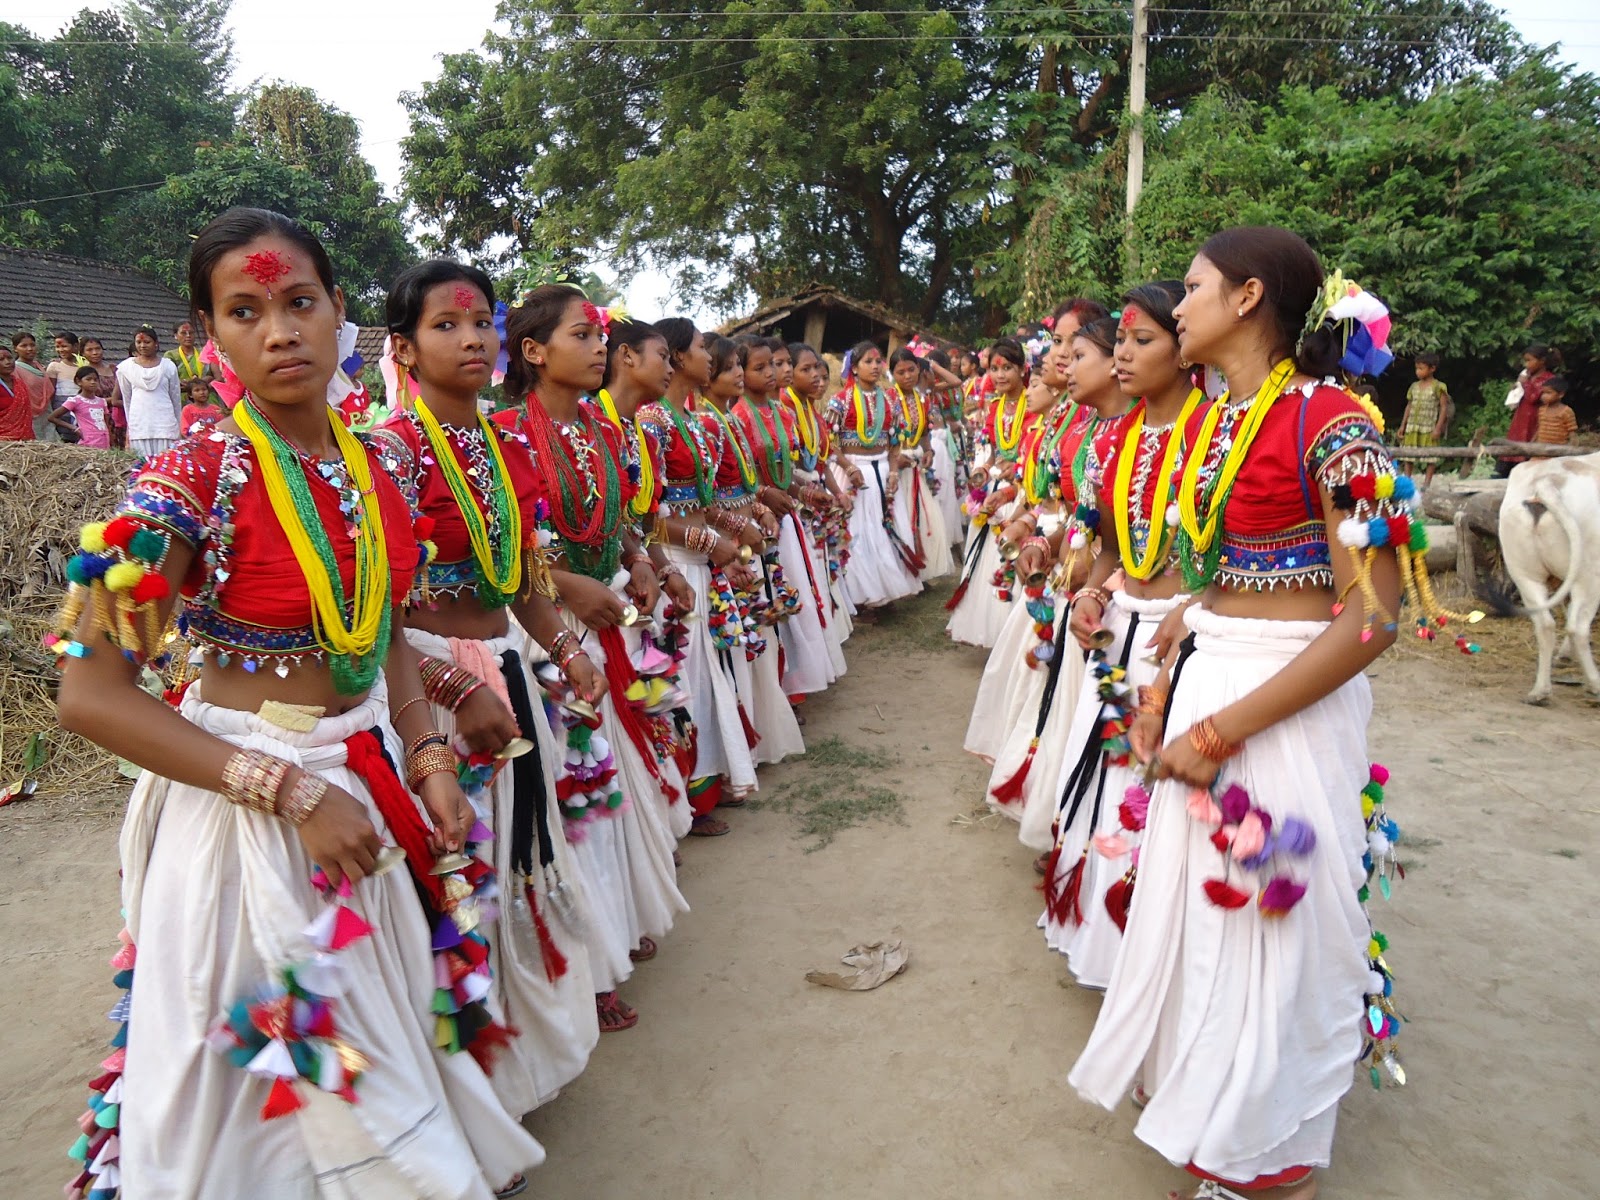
747, 735, 906, 852
868, 584, 962, 652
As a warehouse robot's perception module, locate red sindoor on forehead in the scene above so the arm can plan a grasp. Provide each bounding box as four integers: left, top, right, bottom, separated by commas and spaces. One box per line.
242, 250, 292, 291
453, 286, 476, 312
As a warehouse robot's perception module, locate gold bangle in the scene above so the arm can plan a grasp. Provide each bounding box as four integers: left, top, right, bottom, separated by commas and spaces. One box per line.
221, 749, 288, 815
392, 695, 428, 725
406, 731, 448, 758
1136, 685, 1169, 717
405, 745, 458, 792
277, 772, 328, 826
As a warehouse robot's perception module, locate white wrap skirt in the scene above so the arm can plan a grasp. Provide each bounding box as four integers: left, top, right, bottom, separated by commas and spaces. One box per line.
1067, 607, 1374, 1184
117, 682, 543, 1198
403, 627, 600, 1110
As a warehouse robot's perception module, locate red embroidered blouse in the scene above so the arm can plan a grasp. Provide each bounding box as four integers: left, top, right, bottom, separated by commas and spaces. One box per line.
118, 429, 417, 664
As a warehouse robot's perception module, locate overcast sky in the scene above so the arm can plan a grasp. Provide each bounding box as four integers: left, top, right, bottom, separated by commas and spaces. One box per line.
13, 0, 1600, 323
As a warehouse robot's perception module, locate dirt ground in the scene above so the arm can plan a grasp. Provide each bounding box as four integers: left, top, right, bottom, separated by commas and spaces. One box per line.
3, 582, 1598, 1199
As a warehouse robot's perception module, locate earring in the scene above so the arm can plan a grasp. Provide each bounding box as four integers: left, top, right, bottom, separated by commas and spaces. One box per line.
1179, 357, 1191, 369
1236, 309, 1245, 318
534, 357, 545, 366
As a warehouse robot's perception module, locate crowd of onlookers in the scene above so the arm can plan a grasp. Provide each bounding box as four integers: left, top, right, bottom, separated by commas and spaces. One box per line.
0, 321, 226, 454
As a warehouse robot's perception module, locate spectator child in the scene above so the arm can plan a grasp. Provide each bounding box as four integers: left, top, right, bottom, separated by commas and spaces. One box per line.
53, 365, 112, 448
1400, 351, 1451, 485
1498, 343, 1560, 476
46, 331, 88, 414
81, 337, 125, 448
0, 345, 34, 441
179, 375, 224, 434
1534, 376, 1578, 447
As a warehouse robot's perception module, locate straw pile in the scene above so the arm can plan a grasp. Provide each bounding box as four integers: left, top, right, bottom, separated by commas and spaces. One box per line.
0, 442, 136, 799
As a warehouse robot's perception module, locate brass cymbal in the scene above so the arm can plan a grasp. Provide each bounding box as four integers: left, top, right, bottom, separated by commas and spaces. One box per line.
495, 737, 534, 761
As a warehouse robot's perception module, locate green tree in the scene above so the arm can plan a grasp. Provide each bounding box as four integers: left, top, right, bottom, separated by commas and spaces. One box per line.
1013, 55, 1600, 414
237, 83, 414, 320
403, 1, 1022, 325
1, 7, 235, 257
120, 122, 413, 326
966, 0, 1518, 318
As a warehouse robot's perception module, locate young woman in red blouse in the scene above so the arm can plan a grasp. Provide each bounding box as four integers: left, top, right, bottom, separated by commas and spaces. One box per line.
732, 334, 844, 699
826, 341, 923, 611
946, 337, 1034, 647
641, 319, 763, 834
372, 259, 610, 1120
698, 334, 805, 766
55, 208, 541, 1198
1044, 282, 1201, 989
495, 286, 687, 1035
1071, 228, 1414, 1200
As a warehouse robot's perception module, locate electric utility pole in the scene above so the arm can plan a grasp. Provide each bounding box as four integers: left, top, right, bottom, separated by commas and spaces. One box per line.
1125, 0, 1149, 275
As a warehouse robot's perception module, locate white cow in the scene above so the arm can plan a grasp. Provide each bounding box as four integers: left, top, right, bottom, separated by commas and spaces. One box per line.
1498, 451, 1600, 704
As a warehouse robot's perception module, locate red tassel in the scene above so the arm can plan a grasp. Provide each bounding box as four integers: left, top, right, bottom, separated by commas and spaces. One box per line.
1104, 870, 1135, 931
1043, 847, 1087, 926
527, 882, 569, 984
596, 626, 676, 801
739, 702, 761, 750
261, 1076, 305, 1120
1203, 878, 1251, 909
1209, 829, 1231, 854
988, 740, 1037, 807
1060, 851, 1087, 926
944, 577, 970, 611
1038, 840, 1065, 912
346, 732, 445, 906
466, 1021, 519, 1075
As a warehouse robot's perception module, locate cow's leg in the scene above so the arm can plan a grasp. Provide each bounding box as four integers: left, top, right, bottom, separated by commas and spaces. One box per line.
1564, 576, 1600, 700
1521, 578, 1558, 705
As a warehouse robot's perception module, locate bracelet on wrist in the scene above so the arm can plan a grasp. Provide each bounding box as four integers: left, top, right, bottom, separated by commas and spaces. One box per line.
1189, 716, 1241, 763
221, 749, 290, 816
624, 551, 652, 571
656, 561, 684, 581
278, 771, 328, 826
1136, 685, 1169, 717
405, 745, 459, 792
1071, 587, 1109, 612
555, 640, 585, 673
406, 731, 449, 758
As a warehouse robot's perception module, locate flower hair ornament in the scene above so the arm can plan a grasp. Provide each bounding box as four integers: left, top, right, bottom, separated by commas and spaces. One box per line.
1299, 270, 1394, 379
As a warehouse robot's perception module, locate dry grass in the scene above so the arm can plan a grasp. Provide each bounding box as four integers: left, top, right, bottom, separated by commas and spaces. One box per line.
0, 443, 135, 801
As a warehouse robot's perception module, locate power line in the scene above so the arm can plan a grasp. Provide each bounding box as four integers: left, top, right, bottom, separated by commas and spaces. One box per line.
3, 4, 1553, 50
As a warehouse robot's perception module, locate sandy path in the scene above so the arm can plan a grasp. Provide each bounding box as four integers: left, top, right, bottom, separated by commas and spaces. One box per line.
4, 586, 1598, 1198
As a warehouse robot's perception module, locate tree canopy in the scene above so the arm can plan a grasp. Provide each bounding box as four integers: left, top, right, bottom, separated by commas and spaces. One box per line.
1011, 53, 1600, 412
0, 6, 410, 324
402, 0, 1514, 328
